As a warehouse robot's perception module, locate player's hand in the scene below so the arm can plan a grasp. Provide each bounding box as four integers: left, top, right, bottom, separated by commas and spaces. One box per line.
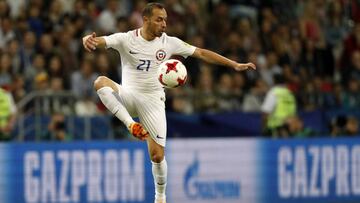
234, 62, 256, 71
82, 32, 98, 52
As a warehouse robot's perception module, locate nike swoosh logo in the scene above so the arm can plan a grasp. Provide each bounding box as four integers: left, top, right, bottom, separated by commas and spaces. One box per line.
156, 135, 164, 139
129, 50, 139, 54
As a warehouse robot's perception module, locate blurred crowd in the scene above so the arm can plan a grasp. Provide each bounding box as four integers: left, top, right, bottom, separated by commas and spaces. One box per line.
1, 0, 360, 138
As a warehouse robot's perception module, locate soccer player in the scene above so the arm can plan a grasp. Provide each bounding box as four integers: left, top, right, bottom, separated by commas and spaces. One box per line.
82, 3, 256, 203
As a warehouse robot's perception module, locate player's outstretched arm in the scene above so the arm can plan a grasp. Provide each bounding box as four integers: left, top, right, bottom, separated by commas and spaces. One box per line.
192, 48, 256, 71
82, 32, 106, 52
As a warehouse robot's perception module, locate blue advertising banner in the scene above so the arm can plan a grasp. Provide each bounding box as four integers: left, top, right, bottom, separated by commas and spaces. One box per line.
0, 138, 360, 203
260, 138, 360, 203
167, 138, 261, 203
166, 138, 360, 203
0, 141, 153, 203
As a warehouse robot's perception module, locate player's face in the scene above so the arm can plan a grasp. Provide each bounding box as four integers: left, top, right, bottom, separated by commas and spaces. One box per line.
148, 8, 167, 37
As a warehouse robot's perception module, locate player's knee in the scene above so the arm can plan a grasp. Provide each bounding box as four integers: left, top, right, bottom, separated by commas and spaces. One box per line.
151, 153, 164, 163
94, 76, 109, 91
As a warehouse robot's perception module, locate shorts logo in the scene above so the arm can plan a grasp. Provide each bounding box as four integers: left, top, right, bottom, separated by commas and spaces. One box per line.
156, 135, 164, 139
156, 49, 166, 61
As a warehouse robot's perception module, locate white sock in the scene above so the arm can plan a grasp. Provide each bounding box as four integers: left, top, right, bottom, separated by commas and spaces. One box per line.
152, 158, 167, 200
97, 87, 134, 127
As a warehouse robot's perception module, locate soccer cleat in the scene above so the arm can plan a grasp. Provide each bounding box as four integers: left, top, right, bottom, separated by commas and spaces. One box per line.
128, 122, 149, 141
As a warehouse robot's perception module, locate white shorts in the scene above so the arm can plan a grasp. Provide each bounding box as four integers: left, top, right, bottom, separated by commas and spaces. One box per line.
116, 84, 167, 147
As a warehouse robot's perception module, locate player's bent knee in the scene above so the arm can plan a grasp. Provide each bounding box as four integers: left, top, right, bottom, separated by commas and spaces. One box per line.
151, 153, 164, 163
94, 76, 110, 91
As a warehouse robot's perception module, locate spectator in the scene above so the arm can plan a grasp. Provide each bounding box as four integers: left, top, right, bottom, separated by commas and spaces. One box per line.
207, 2, 231, 50
75, 90, 99, 116
283, 115, 316, 138
59, 0, 76, 14
95, 52, 119, 83
27, 3, 43, 38
324, 0, 349, 48
38, 33, 57, 61
330, 115, 359, 137
11, 75, 25, 103
236, 17, 256, 52
19, 31, 37, 72
194, 65, 218, 113
0, 0, 10, 18
49, 77, 73, 114
261, 74, 297, 137
349, 50, 360, 81
232, 72, 247, 110
0, 16, 15, 50
7, 39, 21, 75
342, 78, 360, 109
116, 16, 130, 33
0, 87, 16, 140
42, 112, 71, 141
33, 71, 49, 91
0, 53, 13, 87
97, 0, 120, 34
299, 1, 322, 42
71, 58, 98, 100
167, 87, 194, 114
6, 0, 25, 18
341, 23, 360, 82
222, 31, 246, 64
24, 54, 45, 90
183, 1, 206, 38
128, 0, 147, 29
44, 0, 64, 32
258, 7, 277, 52
57, 26, 78, 76
216, 73, 238, 112
345, 116, 359, 136
242, 78, 268, 112
259, 51, 282, 86
47, 55, 67, 83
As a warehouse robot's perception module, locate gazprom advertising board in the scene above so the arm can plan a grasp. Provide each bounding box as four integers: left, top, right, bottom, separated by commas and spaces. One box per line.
261, 138, 360, 203
167, 138, 260, 203
0, 138, 360, 203
0, 142, 154, 203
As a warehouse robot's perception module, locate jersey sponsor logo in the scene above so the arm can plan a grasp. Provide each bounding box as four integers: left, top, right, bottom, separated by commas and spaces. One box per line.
156, 49, 166, 61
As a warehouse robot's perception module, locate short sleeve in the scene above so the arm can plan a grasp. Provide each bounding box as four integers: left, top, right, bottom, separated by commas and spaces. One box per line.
168, 36, 196, 58
261, 89, 277, 113
103, 33, 127, 49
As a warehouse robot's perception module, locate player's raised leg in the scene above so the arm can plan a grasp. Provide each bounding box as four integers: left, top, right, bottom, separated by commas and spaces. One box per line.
94, 76, 149, 140
147, 137, 167, 203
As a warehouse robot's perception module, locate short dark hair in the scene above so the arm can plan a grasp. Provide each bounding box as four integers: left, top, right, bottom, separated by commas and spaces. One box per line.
142, 2, 165, 17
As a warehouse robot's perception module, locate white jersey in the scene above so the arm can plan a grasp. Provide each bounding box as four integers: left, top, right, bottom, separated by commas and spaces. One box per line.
104, 29, 196, 92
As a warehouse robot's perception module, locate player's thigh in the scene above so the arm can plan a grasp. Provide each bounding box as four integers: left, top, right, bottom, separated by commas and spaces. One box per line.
114, 84, 137, 117
136, 95, 167, 147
